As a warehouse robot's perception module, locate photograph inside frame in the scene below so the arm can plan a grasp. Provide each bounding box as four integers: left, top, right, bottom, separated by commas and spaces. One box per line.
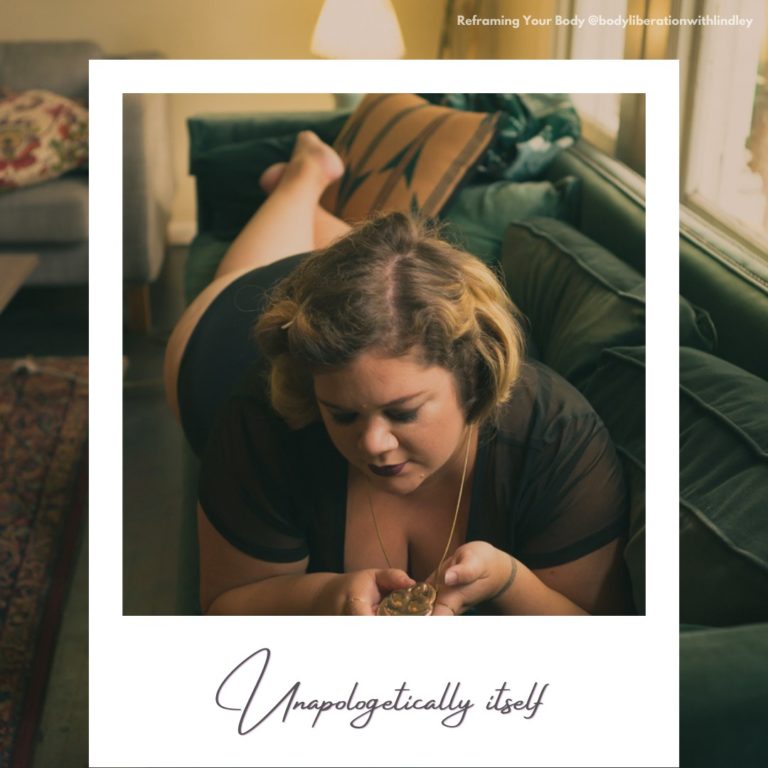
2, 0, 767, 766
127, 90, 647, 621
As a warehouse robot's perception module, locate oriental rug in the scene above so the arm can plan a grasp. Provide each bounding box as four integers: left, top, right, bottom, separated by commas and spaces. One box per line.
0, 357, 88, 768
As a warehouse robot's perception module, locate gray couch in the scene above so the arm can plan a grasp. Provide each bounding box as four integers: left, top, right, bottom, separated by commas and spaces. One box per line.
0, 40, 174, 328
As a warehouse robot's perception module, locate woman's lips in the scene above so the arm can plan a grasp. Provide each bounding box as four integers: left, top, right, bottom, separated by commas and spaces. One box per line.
368, 462, 407, 477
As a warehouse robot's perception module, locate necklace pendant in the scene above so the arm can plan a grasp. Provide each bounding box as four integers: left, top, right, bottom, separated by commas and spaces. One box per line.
377, 582, 437, 616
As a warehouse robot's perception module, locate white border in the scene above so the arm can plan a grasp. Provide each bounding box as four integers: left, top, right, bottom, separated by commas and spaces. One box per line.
92, 60, 679, 767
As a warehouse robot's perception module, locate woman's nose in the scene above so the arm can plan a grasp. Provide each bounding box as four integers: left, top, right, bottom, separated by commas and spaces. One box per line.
358, 416, 398, 457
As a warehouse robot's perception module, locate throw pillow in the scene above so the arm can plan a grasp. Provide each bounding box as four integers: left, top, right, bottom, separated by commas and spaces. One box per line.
678, 347, 768, 626
501, 217, 717, 389
0, 89, 88, 190
321, 93, 500, 222
442, 176, 581, 265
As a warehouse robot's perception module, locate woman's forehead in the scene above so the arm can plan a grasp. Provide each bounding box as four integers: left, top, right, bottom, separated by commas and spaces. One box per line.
313, 350, 455, 405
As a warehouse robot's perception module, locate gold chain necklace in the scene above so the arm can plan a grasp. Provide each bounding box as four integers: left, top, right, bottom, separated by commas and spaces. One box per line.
370, 425, 473, 616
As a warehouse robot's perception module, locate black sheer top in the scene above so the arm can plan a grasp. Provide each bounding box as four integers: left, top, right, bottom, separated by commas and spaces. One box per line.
198, 359, 628, 572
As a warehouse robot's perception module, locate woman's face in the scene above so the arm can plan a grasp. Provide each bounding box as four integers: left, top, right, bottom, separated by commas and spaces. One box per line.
313, 349, 470, 496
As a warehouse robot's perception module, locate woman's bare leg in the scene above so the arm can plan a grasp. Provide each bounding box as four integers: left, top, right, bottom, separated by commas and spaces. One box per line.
259, 161, 351, 249
163, 131, 349, 420
214, 131, 344, 278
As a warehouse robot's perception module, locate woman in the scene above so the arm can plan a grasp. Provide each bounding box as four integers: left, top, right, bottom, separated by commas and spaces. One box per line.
164, 131, 632, 616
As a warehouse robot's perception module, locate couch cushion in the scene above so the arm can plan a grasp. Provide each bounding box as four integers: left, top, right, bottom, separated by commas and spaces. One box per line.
321, 93, 499, 223
442, 176, 581, 265
581, 346, 646, 614
0, 90, 88, 190
679, 347, 768, 626
0, 176, 88, 242
501, 217, 716, 389
582, 345, 768, 624
680, 623, 768, 766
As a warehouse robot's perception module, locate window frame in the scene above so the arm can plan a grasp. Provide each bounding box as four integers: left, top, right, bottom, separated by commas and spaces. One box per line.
559, 0, 768, 262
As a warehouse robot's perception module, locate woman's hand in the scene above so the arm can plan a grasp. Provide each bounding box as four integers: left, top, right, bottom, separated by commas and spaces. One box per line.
428, 541, 515, 616
324, 568, 415, 615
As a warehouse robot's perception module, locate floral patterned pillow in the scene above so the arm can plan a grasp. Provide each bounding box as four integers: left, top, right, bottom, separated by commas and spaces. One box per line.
0, 89, 88, 190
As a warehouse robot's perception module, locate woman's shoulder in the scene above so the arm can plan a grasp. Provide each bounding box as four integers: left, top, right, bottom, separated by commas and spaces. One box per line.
494, 359, 605, 443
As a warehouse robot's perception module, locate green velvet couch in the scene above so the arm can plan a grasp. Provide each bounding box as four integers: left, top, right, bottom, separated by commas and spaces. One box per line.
183, 108, 768, 766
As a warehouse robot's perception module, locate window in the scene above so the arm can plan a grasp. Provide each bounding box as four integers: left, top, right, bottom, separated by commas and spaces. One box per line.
682, 0, 768, 249
566, 0, 628, 153
563, 0, 768, 255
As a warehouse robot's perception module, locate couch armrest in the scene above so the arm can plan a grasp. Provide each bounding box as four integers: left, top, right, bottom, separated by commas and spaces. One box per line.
123, 92, 175, 283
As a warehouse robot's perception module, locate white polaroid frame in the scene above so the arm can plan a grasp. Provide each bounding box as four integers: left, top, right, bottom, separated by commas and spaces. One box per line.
91, 60, 679, 767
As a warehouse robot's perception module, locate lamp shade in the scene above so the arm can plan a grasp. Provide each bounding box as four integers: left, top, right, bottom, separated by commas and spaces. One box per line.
311, 0, 405, 59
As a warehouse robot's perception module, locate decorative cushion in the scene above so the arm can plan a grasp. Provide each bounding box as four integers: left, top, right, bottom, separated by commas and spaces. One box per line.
501, 217, 716, 389
0, 90, 88, 190
442, 176, 581, 265
320, 93, 500, 223
581, 346, 646, 614
679, 347, 768, 626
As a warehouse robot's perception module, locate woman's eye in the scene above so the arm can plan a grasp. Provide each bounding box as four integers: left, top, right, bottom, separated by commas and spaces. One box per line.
386, 409, 419, 423
330, 411, 357, 425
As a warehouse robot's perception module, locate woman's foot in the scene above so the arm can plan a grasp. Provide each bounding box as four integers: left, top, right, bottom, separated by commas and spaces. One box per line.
259, 162, 287, 194
260, 131, 344, 196
291, 130, 344, 185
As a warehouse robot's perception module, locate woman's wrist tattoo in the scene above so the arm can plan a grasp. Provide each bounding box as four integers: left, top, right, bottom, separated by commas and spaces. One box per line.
489, 555, 518, 602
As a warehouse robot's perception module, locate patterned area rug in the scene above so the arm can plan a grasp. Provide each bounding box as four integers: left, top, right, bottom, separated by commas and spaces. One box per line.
0, 357, 88, 767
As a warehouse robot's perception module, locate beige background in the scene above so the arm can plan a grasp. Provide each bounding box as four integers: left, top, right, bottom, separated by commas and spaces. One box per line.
4, 0, 556, 236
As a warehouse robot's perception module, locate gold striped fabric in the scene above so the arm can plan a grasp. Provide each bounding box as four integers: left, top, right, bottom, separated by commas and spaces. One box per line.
321, 93, 499, 223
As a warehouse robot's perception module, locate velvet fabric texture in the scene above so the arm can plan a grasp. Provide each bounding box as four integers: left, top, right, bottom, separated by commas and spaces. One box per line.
680, 623, 768, 765
501, 217, 716, 389
442, 177, 581, 265
189, 113, 348, 241
679, 347, 768, 626
581, 344, 768, 626
582, 346, 646, 614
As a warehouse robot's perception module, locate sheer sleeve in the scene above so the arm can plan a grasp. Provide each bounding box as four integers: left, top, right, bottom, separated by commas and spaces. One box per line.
198, 394, 309, 563
511, 370, 629, 569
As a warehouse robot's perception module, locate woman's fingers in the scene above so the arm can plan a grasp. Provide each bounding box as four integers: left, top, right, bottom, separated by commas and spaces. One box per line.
342, 596, 375, 615
375, 568, 416, 593
442, 547, 484, 586
432, 600, 459, 617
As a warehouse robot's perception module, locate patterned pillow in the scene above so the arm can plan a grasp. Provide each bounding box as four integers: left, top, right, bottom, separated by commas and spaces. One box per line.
0, 89, 88, 190
321, 93, 500, 222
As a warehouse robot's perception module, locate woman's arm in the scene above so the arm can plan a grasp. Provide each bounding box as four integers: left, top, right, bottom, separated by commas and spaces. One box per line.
198, 505, 413, 615
430, 538, 633, 616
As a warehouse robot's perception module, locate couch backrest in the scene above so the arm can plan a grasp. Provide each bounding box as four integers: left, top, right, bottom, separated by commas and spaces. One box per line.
0, 40, 102, 103
548, 141, 768, 382
187, 109, 768, 381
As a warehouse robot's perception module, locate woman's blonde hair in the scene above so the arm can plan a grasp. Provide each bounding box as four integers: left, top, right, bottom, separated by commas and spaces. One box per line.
255, 212, 525, 428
